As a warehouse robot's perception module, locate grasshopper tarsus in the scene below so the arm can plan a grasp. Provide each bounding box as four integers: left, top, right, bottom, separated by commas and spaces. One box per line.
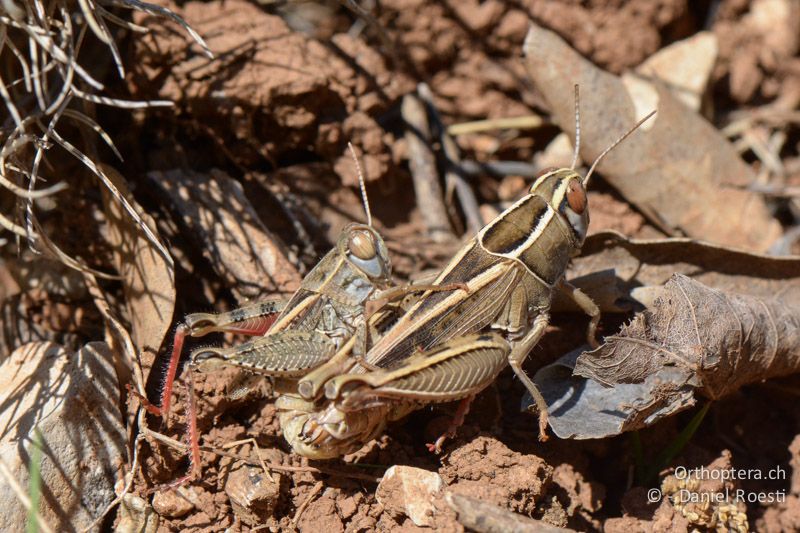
426, 395, 475, 454
448, 282, 470, 294
536, 407, 550, 442
184, 365, 203, 481
353, 355, 381, 372
126, 383, 164, 417
426, 440, 443, 454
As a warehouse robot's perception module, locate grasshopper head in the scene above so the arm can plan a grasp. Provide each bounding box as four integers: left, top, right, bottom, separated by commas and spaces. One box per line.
337, 223, 392, 288
528, 168, 589, 245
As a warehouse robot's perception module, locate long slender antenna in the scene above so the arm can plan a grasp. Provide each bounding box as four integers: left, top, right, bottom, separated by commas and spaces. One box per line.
570, 84, 580, 170
584, 109, 657, 186
348, 142, 372, 227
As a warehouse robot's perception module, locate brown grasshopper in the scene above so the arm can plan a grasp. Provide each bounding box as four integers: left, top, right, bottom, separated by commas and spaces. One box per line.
280, 97, 657, 458
134, 145, 464, 483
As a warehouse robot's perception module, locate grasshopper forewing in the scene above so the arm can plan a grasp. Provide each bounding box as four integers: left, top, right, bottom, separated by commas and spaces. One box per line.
283, 99, 657, 457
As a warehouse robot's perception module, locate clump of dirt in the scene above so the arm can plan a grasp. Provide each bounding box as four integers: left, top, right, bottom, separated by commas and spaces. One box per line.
129, 0, 410, 186
439, 435, 552, 516
586, 190, 648, 237
714, 0, 800, 105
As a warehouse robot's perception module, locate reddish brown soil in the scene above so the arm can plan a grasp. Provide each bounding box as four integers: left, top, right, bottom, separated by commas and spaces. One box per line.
118, 0, 800, 530
17, 0, 797, 531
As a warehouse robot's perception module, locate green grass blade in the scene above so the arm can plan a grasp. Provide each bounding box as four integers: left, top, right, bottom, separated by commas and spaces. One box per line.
639, 402, 711, 485
25, 428, 43, 533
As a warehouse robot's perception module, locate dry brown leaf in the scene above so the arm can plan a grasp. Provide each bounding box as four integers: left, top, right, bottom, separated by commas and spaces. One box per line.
576, 274, 800, 397
532, 274, 800, 439
146, 169, 301, 300
523, 23, 781, 252
570, 231, 800, 307
0, 340, 127, 530
532, 234, 800, 439
101, 165, 176, 373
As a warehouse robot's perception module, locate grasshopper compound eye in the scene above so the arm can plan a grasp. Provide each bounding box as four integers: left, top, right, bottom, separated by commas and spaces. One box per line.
348, 230, 378, 260
566, 179, 587, 215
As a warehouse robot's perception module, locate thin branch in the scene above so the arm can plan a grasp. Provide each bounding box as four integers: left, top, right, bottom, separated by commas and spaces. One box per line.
447, 115, 547, 136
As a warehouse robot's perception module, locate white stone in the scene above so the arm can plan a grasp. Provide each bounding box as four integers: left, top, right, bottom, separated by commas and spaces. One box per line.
0, 342, 127, 531
635, 32, 718, 112
376, 465, 444, 527
115, 493, 159, 533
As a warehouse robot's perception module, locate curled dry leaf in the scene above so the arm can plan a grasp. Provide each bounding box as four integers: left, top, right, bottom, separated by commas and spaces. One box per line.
534, 274, 800, 439
555, 229, 800, 316
101, 165, 176, 376
147, 169, 301, 300
530, 233, 800, 439
576, 273, 800, 396
523, 23, 781, 252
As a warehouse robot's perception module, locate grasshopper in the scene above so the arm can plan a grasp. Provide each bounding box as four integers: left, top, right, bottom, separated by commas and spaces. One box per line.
134, 145, 464, 483
281, 95, 657, 458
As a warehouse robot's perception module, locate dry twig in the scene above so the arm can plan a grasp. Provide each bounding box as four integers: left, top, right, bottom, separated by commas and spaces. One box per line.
402, 92, 452, 242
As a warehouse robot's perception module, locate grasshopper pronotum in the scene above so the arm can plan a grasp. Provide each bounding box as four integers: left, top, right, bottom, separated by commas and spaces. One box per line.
282, 91, 657, 458
134, 145, 464, 484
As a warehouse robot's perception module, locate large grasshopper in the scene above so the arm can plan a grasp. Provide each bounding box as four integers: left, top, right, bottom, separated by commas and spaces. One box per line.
279, 101, 657, 458
135, 146, 462, 482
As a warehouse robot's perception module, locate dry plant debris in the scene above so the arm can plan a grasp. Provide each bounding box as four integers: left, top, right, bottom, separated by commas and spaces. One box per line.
146, 168, 301, 299
102, 165, 175, 368
535, 232, 800, 439
577, 274, 799, 426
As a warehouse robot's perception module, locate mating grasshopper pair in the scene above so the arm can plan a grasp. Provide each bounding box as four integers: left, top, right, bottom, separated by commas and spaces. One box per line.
137, 145, 464, 480
275, 101, 656, 459
142, 99, 655, 477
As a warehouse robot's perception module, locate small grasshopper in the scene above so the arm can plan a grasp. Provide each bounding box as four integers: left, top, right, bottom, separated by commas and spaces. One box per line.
282, 93, 657, 457
134, 144, 463, 483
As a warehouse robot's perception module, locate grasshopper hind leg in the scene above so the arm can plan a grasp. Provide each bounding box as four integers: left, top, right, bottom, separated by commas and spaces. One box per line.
135, 300, 288, 419
324, 333, 511, 453
190, 330, 338, 377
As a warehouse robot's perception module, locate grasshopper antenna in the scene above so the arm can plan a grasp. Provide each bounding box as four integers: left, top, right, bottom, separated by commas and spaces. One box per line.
570, 84, 580, 170
348, 142, 372, 227
584, 109, 657, 187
